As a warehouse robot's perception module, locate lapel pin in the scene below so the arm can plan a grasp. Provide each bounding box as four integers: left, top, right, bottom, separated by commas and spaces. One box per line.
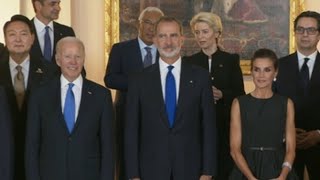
189, 80, 193, 84
35, 68, 43, 73
219, 64, 223, 68
88, 91, 92, 94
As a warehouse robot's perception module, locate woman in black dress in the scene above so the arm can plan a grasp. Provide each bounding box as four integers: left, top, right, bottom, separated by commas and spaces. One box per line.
185, 12, 245, 179
229, 49, 297, 180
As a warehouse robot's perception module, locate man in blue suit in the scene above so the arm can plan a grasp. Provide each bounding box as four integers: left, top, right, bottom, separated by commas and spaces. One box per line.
125, 16, 216, 180
0, 86, 13, 180
104, 6, 164, 180
275, 11, 320, 180
25, 37, 114, 180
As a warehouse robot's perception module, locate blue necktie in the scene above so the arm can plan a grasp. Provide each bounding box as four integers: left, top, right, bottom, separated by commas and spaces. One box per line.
143, 47, 152, 67
300, 57, 310, 95
44, 26, 52, 61
64, 83, 75, 133
165, 65, 176, 128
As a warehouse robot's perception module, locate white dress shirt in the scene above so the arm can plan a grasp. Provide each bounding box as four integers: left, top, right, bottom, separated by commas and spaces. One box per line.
159, 58, 181, 101
297, 50, 317, 78
9, 56, 30, 89
33, 17, 54, 55
60, 75, 83, 122
138, 37, 157, 64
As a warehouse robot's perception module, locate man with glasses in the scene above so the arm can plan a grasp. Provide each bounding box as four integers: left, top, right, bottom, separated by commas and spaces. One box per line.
275, 11, 320, 180
104, 6, 164, 180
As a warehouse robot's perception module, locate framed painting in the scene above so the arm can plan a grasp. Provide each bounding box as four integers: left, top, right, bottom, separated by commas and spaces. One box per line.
105, 0, 305, 74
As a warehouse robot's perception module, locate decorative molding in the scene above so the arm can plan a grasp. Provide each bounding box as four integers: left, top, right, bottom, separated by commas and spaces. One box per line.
105, 0, 119, 66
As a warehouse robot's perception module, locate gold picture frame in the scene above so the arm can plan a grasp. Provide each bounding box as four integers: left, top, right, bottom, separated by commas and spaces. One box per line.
105, 0, 305, 75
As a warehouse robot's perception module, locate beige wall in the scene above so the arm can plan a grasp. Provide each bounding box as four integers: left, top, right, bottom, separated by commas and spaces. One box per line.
0, 0, 71, 43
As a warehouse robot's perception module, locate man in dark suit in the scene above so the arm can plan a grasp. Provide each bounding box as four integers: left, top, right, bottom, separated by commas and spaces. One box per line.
104, 6, 163, 180
25, 37, 114, 180
275, 11, 320, 180
0, 14, 54, 180
0, 86, 13, 180
30, 0, 75, 64
125, 16, 216, 180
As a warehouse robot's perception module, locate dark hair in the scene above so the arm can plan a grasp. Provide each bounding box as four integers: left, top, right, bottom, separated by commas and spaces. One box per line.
294, 11, 320, 31
3, 14, 34, 35
251, 48, 278, 70
31, 0, 45, 12
154, 16, 183, 35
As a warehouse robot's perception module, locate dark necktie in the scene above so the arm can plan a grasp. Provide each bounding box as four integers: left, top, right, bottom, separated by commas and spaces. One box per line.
64, 83, 75, 133
165, 65, 176, 128
143, 47, 152, 67
44, 26, 52, 61
300, 57, 310, 95
14, 65, 25, 110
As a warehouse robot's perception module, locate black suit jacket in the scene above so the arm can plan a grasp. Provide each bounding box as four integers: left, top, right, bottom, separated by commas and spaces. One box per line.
0, 86, 13, 180
125, 61, 217, 180
276, 52, 320, 131
25, 78, 114, 180
0, 54, 55, 180
184, 49, 245, 143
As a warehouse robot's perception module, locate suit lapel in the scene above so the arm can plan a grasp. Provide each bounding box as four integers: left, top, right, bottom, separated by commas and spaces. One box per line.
71, 79, 92, 134
309, 52, 320, 89
147, 64, 169, 128
174, 62, 193, 129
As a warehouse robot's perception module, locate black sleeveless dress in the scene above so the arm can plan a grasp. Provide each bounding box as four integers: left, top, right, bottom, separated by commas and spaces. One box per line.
229, 94, 298, 180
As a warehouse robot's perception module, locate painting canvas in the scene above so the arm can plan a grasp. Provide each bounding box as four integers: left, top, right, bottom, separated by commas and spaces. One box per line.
119, 0, 290, 60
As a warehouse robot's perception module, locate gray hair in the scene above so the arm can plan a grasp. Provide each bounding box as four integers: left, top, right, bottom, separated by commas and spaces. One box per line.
138, 7, 164, 21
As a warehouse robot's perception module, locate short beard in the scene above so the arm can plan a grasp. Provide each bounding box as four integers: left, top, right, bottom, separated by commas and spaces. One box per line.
158, 46, 181, 59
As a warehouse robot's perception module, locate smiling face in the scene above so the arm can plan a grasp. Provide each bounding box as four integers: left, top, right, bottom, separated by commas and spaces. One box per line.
5, 21, 34, 60
193, 22, 219, 50
251, 57, 277, 90
56, 39, 85, 82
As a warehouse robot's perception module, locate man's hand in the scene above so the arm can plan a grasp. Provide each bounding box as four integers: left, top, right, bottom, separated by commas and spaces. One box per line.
297, 130, 320, 149
212, 86, 223, 101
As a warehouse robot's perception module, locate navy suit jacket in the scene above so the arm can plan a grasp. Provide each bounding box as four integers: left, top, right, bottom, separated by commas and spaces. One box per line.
275, 52, 320, 131
0, 54, 55, 180
25, 77, 114, 180
0, 86, 13, 180
125, 61, 217, 180
104, 38, 159, 106
30, 20, 75, 63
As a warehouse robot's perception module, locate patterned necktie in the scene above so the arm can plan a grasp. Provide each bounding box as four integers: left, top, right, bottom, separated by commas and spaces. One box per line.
300, 57, 310, 95
64, 83, 75, 133
14, 65, 25, 110
165, 65, 176, 128
44, 26, 52, 61
143, 47, 152, 67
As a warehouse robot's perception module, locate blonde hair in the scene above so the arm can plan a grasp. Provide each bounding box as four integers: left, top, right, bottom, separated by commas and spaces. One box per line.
190, 12, 223, 33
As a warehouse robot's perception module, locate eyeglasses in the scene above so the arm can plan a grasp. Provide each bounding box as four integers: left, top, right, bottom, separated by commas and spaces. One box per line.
141, 20, 156, 26
295, 27, 319, 35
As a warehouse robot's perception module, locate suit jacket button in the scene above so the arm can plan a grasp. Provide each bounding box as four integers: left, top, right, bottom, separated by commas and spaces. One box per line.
68, 137, 72, 141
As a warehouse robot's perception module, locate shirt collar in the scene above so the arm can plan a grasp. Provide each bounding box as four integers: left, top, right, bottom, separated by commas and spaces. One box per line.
297, 50, 318, 62
9, 55, 30, 72
138, 37, 155, 50
60, 74, 83, 89
159, 57, 182, 73
34, 16, 54, 33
